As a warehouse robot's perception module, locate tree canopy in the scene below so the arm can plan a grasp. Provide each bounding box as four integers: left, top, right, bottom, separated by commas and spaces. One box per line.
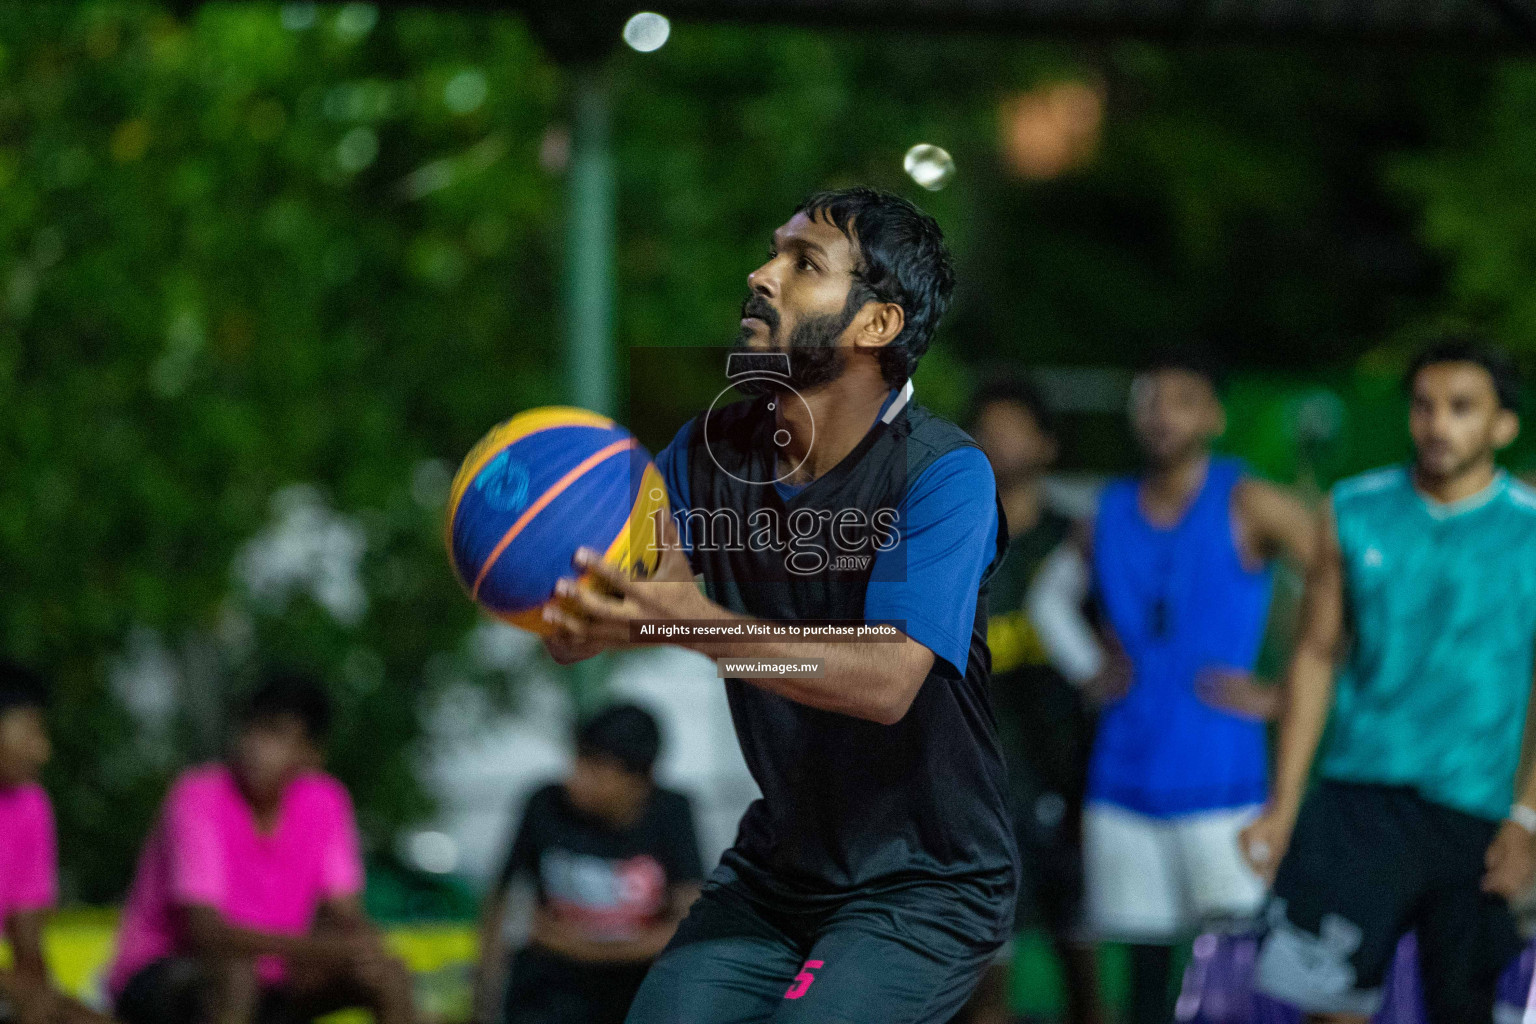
1, 1, 1532, 899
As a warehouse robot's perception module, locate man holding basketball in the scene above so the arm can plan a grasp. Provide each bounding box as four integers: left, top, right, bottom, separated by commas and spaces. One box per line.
543, 187, 1018, 1023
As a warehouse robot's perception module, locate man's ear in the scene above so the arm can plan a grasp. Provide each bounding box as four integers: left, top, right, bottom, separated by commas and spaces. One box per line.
854, 301, 905, 350
1495, 409, 1520, 450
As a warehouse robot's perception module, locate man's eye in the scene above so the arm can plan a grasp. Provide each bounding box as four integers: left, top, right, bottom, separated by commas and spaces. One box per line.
798, 258, 816, 272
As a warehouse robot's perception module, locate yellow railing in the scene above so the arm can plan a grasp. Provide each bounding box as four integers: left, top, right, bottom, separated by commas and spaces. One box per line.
1, 911, 479, 1024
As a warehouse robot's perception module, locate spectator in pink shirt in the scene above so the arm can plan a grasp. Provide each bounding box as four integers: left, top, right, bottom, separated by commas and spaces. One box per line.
0, 662, 114, 1024
107, 673, 415, 1024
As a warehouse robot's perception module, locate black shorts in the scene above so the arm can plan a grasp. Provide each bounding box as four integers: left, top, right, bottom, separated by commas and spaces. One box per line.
997, 668, 1092, 935
503, 947, 651, 1024
1256, 781, 1524, 1023
116, 958, 296, 1024
623, 866, 1005, 1024
114, 956, 375, 1024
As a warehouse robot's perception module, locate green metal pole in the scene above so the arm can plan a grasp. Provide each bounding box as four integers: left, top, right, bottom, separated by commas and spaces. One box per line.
564, 65, 616, 709
564, 67, 615, 417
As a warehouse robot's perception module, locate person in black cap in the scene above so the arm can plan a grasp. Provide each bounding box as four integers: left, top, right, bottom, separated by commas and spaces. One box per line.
474, 703, 704, 1024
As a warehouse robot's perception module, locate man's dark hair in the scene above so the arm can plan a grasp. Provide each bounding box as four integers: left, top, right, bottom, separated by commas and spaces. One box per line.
240, 671, 332, 743
576, 702, 661, 777
0, 661, 49, 718
1405, 337, 1522, 412
1138, 348, 1227, 393
968, 372, 1056, 438
795, 187, 955, 388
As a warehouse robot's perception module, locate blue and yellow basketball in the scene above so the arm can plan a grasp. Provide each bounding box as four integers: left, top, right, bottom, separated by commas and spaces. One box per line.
445, 407, 670, 636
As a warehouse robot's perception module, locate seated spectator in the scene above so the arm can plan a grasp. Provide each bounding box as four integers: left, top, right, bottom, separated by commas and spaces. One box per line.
107, 672, 415, 1024
474, 703, 704, 1024
0, 662, 115, 1024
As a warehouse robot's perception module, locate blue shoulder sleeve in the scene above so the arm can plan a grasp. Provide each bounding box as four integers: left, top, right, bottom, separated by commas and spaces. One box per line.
864, 446, 1000, 678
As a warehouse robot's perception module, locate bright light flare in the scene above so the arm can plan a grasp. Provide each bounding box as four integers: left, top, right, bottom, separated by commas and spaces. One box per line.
903, 144, 955, 191
623, 12, 671, 52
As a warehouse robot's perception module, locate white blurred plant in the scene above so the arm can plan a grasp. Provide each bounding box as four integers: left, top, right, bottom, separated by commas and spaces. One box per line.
236, 484, 368, 626
109, 626, 180, 754
468, 619, 541, 674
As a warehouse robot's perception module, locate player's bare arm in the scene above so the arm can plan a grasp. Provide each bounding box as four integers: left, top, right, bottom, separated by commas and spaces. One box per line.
1234, 477, 1317, 568
1, 909, 115, 1024
546, 533, 935, 725
1239, 499, 1344, 880
1483, 769, 1536, 901
688, 631, 933, 726
552, 552, 933, 727
471, 884, 512, 1024
3, 908, 50, 991
181, 904, 363, 969
1483, 662, 1536, 901
315, 894, 400, 973
1197, 479, 1319, 720
1, 908, 60, 1024
530, 880, 703, 966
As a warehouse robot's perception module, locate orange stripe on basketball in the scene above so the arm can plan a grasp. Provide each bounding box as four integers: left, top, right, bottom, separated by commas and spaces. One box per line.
470, 437, 639, 599
446, 412, 617, 549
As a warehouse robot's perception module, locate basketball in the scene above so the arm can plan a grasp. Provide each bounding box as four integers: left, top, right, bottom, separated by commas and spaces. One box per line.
445, 407, 670, 636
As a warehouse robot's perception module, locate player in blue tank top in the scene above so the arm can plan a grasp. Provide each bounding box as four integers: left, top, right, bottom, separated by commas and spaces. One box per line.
1085, 355, 1315, 1024
1251, 340, 1536, 1023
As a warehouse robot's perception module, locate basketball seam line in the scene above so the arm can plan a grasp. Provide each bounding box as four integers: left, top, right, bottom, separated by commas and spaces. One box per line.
470, 437, 639, 599
446, 415, 616, 550
603, 464, 663, 565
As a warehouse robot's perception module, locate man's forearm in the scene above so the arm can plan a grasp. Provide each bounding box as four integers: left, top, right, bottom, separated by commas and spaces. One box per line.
1270, 647, 1335, 816
198, 923, 307, 960
552, 924, 676, 965
1266, 502, 1344, 820
0, 966, 27, 998
687, 623, 929, 724
6, 913, 52, 987
0, 968, 51, 1024
1514, 753, 1536, 814
473, 902, 509, 1024
184, 908, 323, 963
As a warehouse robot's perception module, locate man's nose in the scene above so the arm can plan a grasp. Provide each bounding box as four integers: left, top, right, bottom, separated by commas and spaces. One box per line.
747, 261, 778, 299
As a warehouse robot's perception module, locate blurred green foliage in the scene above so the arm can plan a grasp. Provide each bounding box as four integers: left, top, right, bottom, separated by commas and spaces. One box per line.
0, 1, 566, 901
2, 1, 1536, 900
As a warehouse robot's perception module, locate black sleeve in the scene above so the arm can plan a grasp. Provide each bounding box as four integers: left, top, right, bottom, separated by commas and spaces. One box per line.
656, 790, 705, 885
494, 785, 552, 892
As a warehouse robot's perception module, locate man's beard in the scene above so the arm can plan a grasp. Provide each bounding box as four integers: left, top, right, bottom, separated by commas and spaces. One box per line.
1416, 441, 1485, 483
732, 296, 855, 396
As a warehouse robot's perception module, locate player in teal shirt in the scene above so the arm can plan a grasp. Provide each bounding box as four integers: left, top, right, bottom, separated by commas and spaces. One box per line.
1249, 340, 1536, 1023
1322, 463, 1536, 820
